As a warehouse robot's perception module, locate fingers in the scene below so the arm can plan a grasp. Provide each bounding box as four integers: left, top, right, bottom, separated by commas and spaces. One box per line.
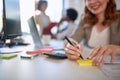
88, 46, 101, 59
66, 51, 80, 60
64, 38, 78, 47
65, 43, 117, 66
77, 44, 83, 52
65, 44, 82, 60
65, 46, 80, 56
65, 50, 80, 60
99, 51, 110, 66
90, 46, 114, 67
110, 52, 115, 63
64, 40, 68, 47
93, 47, 107, 66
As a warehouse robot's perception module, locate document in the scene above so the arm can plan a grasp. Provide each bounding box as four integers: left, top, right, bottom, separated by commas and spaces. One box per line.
0, 47, 21, 54
100, 55, 120, 78
101, 63, 120, 77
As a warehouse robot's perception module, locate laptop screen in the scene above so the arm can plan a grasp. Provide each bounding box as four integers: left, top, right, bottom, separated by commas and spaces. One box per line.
27, 16, 43, 49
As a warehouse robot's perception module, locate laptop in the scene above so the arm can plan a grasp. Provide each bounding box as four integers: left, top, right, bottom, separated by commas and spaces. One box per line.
26, 16, 67, 59
27, 16, 43, 49
20, 16, 43, 59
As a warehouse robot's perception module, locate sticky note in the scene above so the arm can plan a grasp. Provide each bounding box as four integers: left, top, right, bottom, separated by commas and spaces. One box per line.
1, 54, 17, 59
76, 59, 93, 66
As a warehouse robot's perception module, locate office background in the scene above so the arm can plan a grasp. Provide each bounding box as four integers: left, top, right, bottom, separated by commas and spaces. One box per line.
0, 1, 120, 80
0, 0, 120, 34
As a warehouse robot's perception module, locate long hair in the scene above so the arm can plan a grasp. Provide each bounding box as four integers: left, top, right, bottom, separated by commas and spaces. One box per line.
83, 0, 118, 26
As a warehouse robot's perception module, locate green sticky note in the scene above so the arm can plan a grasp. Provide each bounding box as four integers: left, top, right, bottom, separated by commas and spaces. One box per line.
1, 54, 17, 59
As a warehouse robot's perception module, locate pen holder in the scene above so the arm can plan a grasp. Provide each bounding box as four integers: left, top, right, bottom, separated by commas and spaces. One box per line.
76, 59, 93, 66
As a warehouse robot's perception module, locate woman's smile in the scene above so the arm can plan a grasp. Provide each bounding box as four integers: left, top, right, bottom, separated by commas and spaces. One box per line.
90, 2, 101, 11
86, 0, 109, 15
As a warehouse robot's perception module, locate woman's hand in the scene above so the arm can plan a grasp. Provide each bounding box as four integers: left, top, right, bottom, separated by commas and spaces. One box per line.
64, 41, 83, 60
88, 45, 120, 67
57, 17, 68, 26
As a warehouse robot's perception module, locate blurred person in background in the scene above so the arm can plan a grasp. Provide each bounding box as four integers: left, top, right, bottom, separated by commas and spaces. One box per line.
53, 8, 78, 40
35, 0, 57, 36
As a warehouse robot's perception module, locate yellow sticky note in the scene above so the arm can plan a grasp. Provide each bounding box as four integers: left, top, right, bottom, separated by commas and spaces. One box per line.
76, 59, 93, 66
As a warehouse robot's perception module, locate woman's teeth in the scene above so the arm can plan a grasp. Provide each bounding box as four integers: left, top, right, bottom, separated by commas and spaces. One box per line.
91, 3, 100, 10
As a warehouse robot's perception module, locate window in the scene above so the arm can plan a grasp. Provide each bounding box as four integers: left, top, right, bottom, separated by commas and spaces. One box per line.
20, 0, 63, 33
0, 0, 3, 32
46, 0, 63, 22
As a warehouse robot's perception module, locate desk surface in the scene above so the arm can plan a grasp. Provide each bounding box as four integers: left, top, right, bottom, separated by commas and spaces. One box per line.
0, 55, 108, 80
0, 39, 120, 80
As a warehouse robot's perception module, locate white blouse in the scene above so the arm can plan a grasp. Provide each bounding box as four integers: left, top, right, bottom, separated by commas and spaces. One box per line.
40, 12, 50, 28
57, 21, 77, 40
88, 26, 110, 48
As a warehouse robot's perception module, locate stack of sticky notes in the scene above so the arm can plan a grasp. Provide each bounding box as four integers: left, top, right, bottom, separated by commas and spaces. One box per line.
76, 59, 93, 66
0, 54, 17, 59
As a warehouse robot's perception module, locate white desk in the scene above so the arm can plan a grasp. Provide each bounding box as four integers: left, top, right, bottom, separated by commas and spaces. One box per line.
0, 39, 120, 80
0, 55, 107, 80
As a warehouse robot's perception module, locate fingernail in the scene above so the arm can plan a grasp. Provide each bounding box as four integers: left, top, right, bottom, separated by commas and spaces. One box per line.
87, 56, 91, 59
64, 47, 68, 50
77, 44, 80, 48
87, 57, 90, 59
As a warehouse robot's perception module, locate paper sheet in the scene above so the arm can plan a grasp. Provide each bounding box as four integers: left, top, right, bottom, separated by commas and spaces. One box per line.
101, 64, 120, 77
100, 56, 120, 79
0, 47, 21, 54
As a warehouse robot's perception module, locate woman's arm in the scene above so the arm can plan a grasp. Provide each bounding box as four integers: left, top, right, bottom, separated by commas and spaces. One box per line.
71, 20, 85, 43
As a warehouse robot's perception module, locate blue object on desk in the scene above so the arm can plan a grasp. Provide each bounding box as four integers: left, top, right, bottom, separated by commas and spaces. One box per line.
44, 52, 67, 59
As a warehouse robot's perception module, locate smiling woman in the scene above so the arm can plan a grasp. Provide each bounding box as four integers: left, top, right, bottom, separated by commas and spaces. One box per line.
64, 0, 120, 67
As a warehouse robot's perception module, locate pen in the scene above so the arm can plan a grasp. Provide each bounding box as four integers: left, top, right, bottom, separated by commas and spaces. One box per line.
64, 36, 84, 59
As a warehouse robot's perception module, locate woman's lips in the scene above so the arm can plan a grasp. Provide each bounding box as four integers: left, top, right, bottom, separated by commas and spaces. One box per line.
90, 3, 100, 11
